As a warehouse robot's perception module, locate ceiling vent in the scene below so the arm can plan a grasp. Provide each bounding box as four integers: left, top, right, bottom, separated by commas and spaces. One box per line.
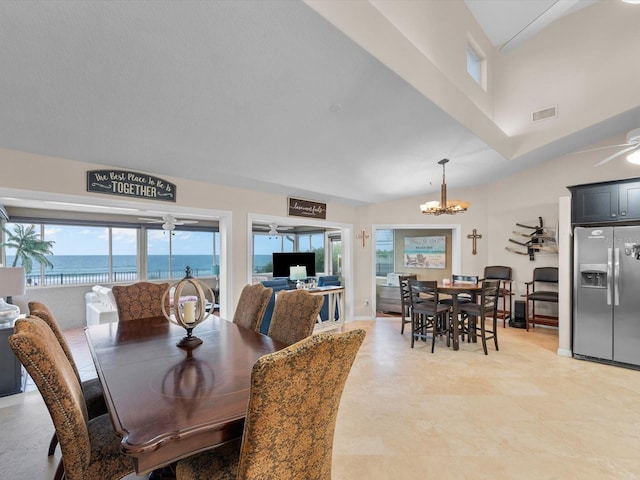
531, 106, 557, 122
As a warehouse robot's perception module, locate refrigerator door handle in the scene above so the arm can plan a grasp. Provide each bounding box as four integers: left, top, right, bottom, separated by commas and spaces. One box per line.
614, 247, 620, 306
607, 247, 612, 306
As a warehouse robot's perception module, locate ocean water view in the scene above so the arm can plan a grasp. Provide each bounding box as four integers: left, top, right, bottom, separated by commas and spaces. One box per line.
7, 254, 275, 285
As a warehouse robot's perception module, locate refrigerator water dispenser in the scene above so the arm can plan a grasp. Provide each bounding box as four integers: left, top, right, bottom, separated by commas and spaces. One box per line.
579, 264, 607, 288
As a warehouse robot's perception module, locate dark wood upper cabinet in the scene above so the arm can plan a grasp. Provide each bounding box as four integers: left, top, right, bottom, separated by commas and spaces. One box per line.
569, 178, 640, 224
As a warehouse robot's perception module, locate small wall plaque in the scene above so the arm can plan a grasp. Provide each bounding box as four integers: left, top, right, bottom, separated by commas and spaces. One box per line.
288, 197, 326, 220
87, 170, 176, 202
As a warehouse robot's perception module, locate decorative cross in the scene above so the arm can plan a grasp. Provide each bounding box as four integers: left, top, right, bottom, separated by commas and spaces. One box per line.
356, 229, 370, 248
467, 228, 483, 255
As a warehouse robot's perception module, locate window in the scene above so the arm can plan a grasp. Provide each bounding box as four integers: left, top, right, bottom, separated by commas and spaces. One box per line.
1, 220, 218, 286
3, 222, 139, 285
466, 42, 485, 88
147, 229, 218, 280
328, 235, 342, 276
252, 232, 325, 275
375, 229, 394, 277
253, 234, 294, 274
298, 232, 325, 275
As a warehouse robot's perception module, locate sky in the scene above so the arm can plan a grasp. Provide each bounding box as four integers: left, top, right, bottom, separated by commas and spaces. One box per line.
5, 224, 215, 256
5, 223, 322, 257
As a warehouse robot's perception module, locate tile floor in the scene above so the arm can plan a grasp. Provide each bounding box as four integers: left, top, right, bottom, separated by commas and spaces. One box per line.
2, 318, 640, 479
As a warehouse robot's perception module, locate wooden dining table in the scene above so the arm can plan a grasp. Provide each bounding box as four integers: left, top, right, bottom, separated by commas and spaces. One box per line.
85, 315, 285, 475
437, 282, 482, 350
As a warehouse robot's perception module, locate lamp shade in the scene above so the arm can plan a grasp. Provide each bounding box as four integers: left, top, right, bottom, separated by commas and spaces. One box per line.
0, 267, 26, 297
289, 265, 307, 281
0, 267, 25, 324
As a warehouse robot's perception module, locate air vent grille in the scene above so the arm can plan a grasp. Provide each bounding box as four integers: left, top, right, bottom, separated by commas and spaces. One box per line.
531, 106, 557, 122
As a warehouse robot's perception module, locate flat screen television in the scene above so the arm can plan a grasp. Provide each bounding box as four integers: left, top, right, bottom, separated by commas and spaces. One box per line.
272, 252, 316, 278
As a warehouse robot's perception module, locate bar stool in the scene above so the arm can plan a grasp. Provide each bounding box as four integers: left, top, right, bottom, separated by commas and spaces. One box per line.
408, 279, 451, 351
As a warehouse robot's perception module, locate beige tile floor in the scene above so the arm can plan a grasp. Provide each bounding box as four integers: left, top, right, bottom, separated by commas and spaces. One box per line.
2, 318, 640, 479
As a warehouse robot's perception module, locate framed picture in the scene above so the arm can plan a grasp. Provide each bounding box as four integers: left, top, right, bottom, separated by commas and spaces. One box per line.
404, 236, 446, 269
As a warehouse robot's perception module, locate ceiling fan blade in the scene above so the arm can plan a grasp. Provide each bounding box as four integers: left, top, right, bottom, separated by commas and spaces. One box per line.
573, 142, 633, 155
138, 217, 164, 223
173, 220, 199, 225
594, 145, 639, 167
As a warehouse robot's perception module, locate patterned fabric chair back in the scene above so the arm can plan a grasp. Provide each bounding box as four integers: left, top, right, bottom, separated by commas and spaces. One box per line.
232, 283, 273, 331
176, 329, 367, 479
28, 300, 82, 383
9, 316, 92, 478
112, 282, 170, 321
237, 329, 366, 479
267, 289, 324, 346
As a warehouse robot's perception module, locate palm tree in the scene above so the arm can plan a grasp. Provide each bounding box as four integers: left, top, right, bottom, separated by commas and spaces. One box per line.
0, 224, 55, 274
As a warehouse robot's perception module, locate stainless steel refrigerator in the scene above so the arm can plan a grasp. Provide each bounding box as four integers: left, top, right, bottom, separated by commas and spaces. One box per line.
573, 226, 640, 366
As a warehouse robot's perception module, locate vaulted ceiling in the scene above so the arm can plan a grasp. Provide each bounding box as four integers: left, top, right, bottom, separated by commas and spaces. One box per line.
1, 0, 639, 208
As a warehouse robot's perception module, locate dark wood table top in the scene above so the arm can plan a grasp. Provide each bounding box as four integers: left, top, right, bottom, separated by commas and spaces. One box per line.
85, 315, 285, 474
437, 282, 482, 294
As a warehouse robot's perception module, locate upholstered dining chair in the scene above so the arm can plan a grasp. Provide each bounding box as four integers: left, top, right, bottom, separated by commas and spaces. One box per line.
111, 281, 170, 321
232, 283, 273, 332
175, 328, 366, 480
408, 279, 451, 351
457, 279, 500, 355
267, 289, 324, 346
398, 275, 417, 335
9, 316, 134, 480
28, 301, 107, 456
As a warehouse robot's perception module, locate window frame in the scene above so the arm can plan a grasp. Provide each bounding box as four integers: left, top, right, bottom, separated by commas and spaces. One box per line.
1, 216, 219, 286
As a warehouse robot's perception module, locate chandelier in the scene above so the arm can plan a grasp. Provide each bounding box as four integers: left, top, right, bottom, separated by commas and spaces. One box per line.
419, 158, 469, 215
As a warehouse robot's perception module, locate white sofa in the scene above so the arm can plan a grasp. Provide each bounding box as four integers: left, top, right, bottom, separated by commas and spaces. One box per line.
85, 285, 118, 325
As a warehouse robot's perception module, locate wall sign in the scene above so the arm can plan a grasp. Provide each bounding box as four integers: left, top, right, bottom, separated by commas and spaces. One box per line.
288, 197, 326, 220
404, 236, 446, 269
87, 170, 176, 202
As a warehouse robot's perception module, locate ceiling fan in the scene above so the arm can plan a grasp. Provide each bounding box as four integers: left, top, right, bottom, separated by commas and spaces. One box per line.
254, 222, 294, 236
585, 128, 640, 167
138, 213, 198, 231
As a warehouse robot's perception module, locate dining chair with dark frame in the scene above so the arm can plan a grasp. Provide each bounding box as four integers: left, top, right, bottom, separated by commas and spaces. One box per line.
408, 279, 451, 351
458, 279, 500, 355
525, 267, 559, 331
398, 275, 417, 335
483, 265, 513, 328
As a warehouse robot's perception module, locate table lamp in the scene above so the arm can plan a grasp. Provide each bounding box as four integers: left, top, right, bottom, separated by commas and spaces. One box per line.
289, 265, 307, 280
0, 267, 26, 325
290, 265, 307, 289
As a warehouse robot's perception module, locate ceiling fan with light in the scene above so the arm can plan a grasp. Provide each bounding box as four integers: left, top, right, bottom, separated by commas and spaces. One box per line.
254, 223, 294, 236
584, 128, 640, 167
138, 213, 198, 231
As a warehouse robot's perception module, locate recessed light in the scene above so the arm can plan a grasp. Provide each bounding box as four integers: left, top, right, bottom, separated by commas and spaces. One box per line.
622, 0, 640, 4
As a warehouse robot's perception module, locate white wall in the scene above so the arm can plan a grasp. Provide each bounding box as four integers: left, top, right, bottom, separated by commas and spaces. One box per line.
3, 130, 640, 344
0, 148, 358, 328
